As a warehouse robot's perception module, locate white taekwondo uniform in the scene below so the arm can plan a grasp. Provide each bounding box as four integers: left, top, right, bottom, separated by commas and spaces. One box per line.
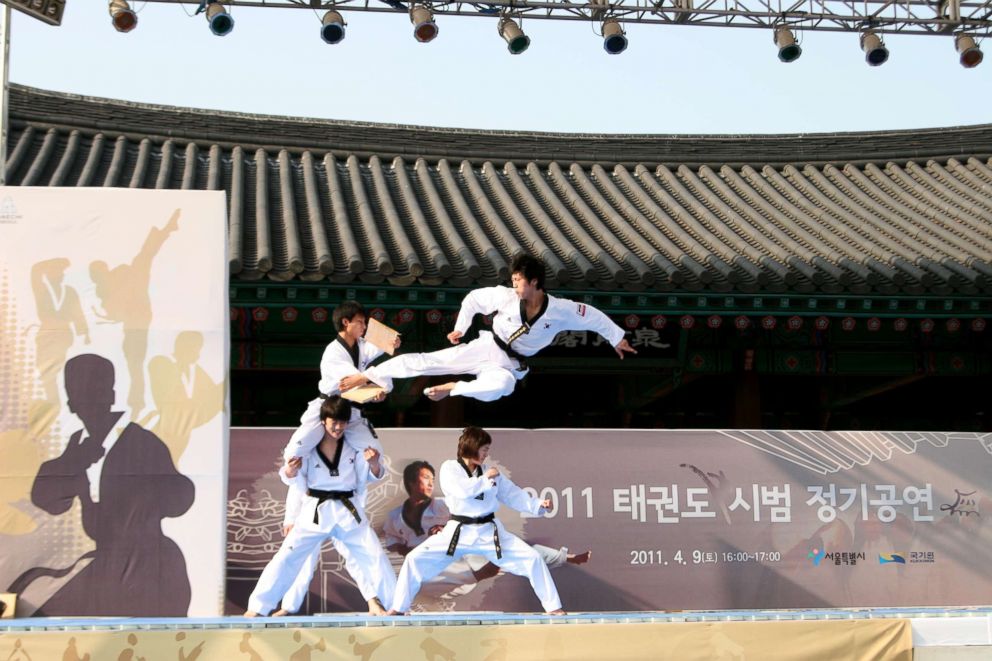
389, 458, 562, 614
246, 433, 396, 615
286, 335, 384, 462
364, 286, 626, 402
276, 335, 387, 612
383, 497, 569, 606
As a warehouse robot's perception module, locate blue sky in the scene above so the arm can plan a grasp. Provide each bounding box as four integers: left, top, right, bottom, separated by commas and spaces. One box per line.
9, 2, 992, 134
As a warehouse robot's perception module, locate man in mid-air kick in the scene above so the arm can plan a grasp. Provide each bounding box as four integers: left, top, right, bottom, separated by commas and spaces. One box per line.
340, 254, 636, 402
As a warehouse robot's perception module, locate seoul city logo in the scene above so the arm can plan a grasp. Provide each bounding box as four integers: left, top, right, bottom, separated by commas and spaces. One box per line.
807, 548, 826, 566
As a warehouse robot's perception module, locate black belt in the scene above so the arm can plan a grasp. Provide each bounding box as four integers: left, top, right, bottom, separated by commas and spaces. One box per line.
307, 488, 360, 525
447, 513, 501, 559
491, 335, 529, 372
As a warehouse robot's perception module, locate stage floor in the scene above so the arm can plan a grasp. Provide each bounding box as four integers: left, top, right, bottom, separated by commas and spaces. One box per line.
3, 606, 990, 647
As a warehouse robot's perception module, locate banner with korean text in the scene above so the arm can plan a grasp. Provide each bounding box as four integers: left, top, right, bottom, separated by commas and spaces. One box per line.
227, 427, 991, 613
0, 188, 229, 616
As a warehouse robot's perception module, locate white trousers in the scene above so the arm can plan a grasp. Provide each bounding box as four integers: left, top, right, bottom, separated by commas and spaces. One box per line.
278, 400, 384, 613
279, 544, 319, 613
365, 332, 528, 402
280, 535, 394, 614
248, 498, 396, 615
390, 518, 562, 613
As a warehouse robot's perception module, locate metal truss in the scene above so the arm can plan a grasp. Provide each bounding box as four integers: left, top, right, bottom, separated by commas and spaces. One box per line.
142, 0, 992, 37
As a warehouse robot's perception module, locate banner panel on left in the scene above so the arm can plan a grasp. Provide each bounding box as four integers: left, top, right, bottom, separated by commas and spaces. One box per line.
0, 188, 229, 616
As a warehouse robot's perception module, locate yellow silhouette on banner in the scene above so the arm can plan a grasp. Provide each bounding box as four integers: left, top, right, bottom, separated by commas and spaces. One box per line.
0, 401, 55, 536
89, 210, 180, 415
237, 634, 263, 661
29, 258, 89, 402
61, 636, 89, 661
175, 633, 205, 661
149, 331, 224, 464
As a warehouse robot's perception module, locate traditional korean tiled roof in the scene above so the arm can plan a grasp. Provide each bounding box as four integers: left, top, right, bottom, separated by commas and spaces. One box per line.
8, 84, 992, 295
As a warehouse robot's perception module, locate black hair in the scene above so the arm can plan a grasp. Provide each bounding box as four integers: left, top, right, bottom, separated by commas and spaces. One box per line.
457, 426, 492, 460
333, 300, 366, 332
402, 460, 435, 495
319, 395, 352, 422
510, 254, 546, 290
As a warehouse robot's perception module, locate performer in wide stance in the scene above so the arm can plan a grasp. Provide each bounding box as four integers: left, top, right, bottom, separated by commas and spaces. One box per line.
387, 427, 566, 615
385, 460, 589, 608
245, 397, 395, 617
340, 254, 635, 402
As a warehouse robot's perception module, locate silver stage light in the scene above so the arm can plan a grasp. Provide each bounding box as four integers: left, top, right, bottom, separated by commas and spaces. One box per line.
860, 30, 889, 66
321, 9, 346, 44
410, 4, 438, 43
774, 26, 802, 63
205, 2, 235, 37
602, 18, 627, 55
498, 18, 530, 54
109, 0, 137, 33
955, 34, 983, 68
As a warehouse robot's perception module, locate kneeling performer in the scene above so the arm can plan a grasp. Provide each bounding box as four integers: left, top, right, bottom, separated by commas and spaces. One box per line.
245, 396, 395, 616
388, 426, 565, 615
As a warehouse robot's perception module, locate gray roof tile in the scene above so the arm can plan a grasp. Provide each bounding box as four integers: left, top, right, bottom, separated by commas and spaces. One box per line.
8, 84, 992, 295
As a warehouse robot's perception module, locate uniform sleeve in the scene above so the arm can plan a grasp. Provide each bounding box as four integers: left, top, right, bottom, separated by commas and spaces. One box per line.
352, 448, 383, 491
561, 298, 626, 346
495, 473, 545, 516
279, 458, 308, 491
362, 339, 385, 364
454, 287, 513, 335
439, 460, 495, 499
317, 343, 359, 396
283, 483, 305, 526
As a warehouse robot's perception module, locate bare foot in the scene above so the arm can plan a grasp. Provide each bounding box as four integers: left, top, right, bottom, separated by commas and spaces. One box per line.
243, 611, 260, 618
368, 598, 387, 616
567, 550, 592, 565
385, 609, 406, 616
547, 609, 567, 616
271, 609, 290, 617
423, 382, 456, 401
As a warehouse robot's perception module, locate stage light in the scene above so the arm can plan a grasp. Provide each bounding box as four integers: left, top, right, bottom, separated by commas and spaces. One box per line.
860, 30, 888, 66
774, 26, 801, 62
109, 0, 137, 33
410, 4, 438, 43
321, 9, 346, 44
498, 18, 530, 54
955, 34, 983, 68
602, 18, 627, 54
205, 2, 234, 36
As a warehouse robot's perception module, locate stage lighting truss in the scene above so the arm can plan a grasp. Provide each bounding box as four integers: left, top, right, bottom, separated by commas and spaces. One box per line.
125, 0, 992, 43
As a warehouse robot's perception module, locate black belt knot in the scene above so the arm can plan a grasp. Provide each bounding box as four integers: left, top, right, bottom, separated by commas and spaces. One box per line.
447, 513, 501, 559
492, 335, 528, 372
307, 488, 360, 525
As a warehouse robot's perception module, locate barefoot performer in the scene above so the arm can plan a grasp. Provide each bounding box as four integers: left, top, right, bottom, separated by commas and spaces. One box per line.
340, 254, 635, 402
245, 397, 395, 617
388, 427, 566, 615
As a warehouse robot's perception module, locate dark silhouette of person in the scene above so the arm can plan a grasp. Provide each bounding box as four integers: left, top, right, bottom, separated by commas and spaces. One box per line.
26, 354, 194, 616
